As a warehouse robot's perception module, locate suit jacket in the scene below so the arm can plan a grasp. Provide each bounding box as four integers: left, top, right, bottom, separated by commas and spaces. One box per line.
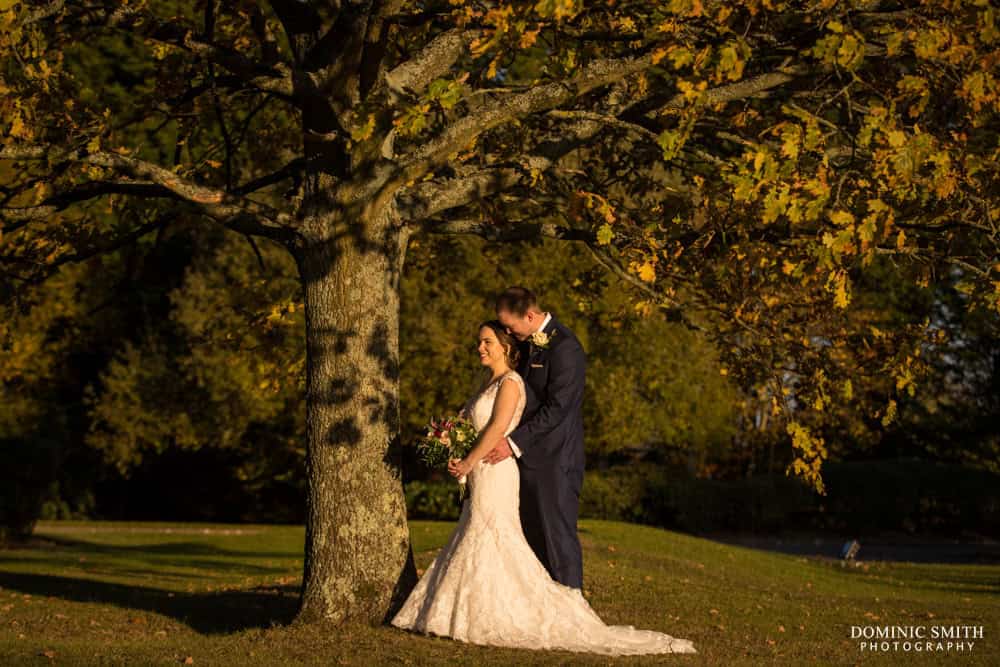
510, 313, 586, 472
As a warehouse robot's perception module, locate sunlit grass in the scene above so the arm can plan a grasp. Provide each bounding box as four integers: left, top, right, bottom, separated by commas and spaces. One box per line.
0, 519, 996, 665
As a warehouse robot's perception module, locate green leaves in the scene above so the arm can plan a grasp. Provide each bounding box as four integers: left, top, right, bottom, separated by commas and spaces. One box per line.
664, 0, 705, 18
427, 78, 465, 110
392, 76, 468, 139
809, 20, 867, 71
596, 224, 614, 245
715, 38, 751, 82
533, 0, 583, 22
656, 109, 698, 161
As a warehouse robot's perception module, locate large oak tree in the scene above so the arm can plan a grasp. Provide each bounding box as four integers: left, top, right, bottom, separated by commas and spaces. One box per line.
2, 0, 997, 624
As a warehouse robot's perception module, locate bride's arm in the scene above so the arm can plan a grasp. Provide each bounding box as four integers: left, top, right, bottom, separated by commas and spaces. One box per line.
453, 380, 519, 472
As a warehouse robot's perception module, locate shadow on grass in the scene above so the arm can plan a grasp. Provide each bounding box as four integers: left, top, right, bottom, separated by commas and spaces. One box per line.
22, 534, 298, 559
0, 571, 299, 634
0, 534, 300, 583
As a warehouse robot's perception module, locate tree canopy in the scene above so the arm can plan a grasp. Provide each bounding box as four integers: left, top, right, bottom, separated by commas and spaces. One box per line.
2, 0, 998, 623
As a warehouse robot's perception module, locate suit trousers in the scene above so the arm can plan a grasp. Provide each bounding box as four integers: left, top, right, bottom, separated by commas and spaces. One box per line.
517, 462, 584, 590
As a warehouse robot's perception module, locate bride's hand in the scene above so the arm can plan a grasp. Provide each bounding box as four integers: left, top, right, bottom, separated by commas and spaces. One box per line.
448, 457, 473, 477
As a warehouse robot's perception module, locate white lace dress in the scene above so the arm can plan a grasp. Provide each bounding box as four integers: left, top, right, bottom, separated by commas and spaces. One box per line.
390, 370, 697, 655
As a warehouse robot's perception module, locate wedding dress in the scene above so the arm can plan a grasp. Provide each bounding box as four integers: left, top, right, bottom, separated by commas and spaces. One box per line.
390, 370, 697, 655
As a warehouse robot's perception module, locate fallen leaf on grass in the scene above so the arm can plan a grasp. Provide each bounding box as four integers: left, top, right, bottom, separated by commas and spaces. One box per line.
183, 657, 194, 665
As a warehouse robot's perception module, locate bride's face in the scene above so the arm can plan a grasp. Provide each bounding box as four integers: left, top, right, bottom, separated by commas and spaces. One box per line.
477, 327, 508, 368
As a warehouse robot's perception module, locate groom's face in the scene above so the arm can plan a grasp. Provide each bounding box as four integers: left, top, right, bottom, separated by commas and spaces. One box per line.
496, 308, 536, 342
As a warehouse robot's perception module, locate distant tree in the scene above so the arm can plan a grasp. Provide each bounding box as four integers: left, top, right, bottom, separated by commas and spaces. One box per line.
2, 0, 997, 625
0, 261, 86, 540
81, 227, 307, 488
882, 260, 1000, 472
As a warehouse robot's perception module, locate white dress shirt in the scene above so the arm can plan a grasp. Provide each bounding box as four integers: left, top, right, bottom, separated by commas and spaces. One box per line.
507, 312, 551, 458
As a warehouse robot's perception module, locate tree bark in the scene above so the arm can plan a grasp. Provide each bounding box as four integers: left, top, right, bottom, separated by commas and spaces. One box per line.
292, 204, 416, 625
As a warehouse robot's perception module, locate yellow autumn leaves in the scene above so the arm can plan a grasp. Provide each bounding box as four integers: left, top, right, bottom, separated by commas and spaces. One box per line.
786, 420, 828, 495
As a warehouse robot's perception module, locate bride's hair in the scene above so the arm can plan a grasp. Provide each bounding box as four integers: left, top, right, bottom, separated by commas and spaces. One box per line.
480, 320, 520, 369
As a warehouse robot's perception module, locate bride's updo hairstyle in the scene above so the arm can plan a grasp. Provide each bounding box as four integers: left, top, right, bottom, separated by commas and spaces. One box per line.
480, 320, 521, 370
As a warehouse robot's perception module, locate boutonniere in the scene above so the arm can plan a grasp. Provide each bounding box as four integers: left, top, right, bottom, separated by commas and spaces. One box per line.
530, 329, 555, 350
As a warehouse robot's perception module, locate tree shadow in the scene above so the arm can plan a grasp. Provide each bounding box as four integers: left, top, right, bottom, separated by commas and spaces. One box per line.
0, 571, 299, 634
19, 533, 297, 559
0, 534, 299, 583
0, 533, 302, 633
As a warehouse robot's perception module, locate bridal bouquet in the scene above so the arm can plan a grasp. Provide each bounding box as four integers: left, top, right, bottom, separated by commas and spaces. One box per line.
417, 415, 478, 501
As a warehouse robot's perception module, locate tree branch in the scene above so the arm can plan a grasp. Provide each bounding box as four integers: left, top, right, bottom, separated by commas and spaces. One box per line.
398, 61, 812, 221
2, 181, 178, 227
21, 0, 66, 24
545, 109, 663, 144
383, 28, 481, 101
235, 157, 308, 195
264, 0, 325, 55
646, 62, 810, 117
358, 0, 408, 99
398, 52, 657, 183
1, 144, 298, 243
67, 3, 296, 99
0, 212, 166, 288
398, 166, 522, 220
415, 217, 597, 242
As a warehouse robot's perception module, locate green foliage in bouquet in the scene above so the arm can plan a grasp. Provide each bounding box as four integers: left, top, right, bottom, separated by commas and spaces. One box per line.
416, 416, 477, 468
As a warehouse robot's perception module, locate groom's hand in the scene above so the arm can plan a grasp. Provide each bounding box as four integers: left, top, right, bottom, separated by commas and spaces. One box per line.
483, 437, 512, 464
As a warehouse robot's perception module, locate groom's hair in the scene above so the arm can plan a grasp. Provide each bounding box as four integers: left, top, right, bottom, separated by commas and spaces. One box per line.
496, 286, 539, 316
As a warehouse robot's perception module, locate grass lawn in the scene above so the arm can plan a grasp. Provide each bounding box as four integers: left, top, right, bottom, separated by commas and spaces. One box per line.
0, 519, 996, 665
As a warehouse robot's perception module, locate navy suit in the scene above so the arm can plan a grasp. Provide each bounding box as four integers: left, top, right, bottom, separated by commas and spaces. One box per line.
510, 314, 586, 589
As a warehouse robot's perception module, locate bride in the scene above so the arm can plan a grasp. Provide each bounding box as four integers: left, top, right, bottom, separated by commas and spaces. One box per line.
390, 320, 697, 655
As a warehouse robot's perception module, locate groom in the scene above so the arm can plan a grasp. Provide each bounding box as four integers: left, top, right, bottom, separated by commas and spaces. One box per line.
484, 286, 586, 590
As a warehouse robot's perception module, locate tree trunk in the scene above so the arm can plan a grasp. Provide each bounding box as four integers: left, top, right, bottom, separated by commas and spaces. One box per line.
292, 206, 416, 625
